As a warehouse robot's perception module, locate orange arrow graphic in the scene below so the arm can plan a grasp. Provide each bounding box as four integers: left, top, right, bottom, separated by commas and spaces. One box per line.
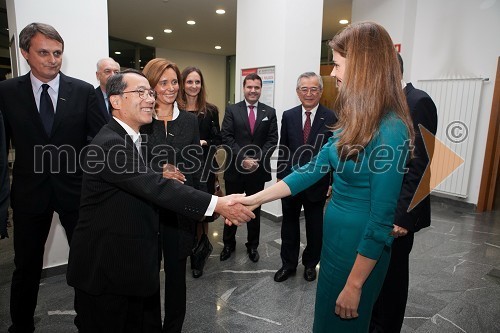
408, 124, 465, 211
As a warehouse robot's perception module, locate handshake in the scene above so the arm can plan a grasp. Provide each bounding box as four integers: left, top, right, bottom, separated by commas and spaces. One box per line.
214, 194, 261, 226
161, 163, 265, 226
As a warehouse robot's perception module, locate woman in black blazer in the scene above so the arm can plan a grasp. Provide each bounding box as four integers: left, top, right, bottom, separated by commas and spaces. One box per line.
141, 58, 203, 333
181, 67, 222, 278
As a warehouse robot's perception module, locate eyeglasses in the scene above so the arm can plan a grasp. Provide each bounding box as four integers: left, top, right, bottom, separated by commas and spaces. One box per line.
298, 87, 321, 94
122, 88, 157, 100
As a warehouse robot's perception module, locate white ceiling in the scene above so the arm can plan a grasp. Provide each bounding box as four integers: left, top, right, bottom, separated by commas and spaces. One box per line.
107, 0, 352, 56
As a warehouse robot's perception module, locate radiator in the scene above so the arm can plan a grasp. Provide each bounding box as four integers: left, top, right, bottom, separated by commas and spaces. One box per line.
416, 78, 485, 198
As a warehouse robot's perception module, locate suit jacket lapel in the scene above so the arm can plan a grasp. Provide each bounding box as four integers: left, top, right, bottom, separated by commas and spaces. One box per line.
18, 74, 49, 139
237, 101, 252, 135
52, 72, 72, 137
252, 103, 267, 135
308, 106, 327, 144
292, 106, 304, 142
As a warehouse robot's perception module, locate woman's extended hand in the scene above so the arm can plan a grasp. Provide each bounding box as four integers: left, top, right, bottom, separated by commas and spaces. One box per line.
162, 163, 186, 184
334, 283, 361, 320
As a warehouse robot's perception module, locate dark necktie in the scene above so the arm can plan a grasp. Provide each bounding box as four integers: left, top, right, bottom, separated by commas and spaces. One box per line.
248, 105, 256, 134
40, 84, 55, 135
303, 111, 312, 143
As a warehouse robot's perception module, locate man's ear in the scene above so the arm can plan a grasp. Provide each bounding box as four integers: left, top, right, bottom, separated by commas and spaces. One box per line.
20, 49, 28, 61
109, 96, 120, 110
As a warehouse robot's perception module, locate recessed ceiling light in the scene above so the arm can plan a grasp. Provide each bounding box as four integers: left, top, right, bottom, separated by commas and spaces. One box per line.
215, 46, 222, 50
146, 36, 154, 40
187, 20, 196, 25
339, 19, 349, 24
164, 29, 172, 33
114, 51, 121, 55
216, 9, 225, 14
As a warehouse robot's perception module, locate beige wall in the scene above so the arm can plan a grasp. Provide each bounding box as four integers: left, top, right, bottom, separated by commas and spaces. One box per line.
155, 48, 227, 124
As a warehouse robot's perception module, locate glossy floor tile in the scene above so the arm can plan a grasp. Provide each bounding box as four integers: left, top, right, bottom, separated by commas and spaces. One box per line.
0, 198, 499, 332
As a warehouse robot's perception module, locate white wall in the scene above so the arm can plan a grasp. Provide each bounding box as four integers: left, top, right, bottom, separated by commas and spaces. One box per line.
6, 0, 109, 268
352, 0, 500, 205
155, 48, 227, 117
236, 0, 324, 217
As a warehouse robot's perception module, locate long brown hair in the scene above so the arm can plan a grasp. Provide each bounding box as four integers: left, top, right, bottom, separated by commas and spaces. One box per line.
180, 66, 217, 117
329, 21, 414, 159
142, 58, 185, 108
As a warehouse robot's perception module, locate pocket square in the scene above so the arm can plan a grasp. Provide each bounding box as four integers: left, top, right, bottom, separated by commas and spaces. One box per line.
262, 117, 269, 121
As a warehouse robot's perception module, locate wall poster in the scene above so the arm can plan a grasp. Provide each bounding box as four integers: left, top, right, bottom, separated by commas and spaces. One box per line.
241, 66, 275, 107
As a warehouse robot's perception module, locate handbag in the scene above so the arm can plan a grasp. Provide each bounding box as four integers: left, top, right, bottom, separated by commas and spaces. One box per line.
190, 227, 213, 272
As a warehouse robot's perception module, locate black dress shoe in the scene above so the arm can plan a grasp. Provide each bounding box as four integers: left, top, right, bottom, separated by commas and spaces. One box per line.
247, 248, 260, 262
304, 267, 317, 281
192, 269, 203, 278
220, 246, 235, 261
274, 267, 296, 282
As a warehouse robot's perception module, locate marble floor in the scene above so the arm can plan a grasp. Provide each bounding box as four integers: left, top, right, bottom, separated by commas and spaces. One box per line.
0, 198, 499, 332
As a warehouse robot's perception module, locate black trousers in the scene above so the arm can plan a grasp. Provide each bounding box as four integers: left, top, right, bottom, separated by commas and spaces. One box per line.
280, 193, 325, 269
162, 256, 188, 333
9, 208, 78, 333
370, 232, 415, 333
75, 288, 161, 333
223, 180, 265, 249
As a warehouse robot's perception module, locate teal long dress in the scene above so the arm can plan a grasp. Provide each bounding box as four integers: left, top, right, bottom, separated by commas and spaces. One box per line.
283, 113, 409, 332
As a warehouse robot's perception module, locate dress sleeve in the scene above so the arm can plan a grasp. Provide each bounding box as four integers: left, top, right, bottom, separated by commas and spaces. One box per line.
283, 136, 335, 196
357, 119, 410, 260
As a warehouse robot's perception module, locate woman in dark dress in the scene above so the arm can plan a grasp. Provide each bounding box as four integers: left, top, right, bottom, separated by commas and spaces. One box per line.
141, 58, 203, 333
181, 67, 222, 278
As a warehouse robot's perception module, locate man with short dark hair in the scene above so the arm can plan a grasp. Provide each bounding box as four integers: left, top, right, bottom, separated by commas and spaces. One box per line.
0, 22, 107, 332
67, 69, 254, 332
95, 57, 120, 121
220, 73, 278, 262
274, 72, 336, 283
0, 110, 9, 240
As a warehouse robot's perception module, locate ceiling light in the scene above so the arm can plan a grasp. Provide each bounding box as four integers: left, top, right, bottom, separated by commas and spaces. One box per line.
339, 19, 349, 24
146, 36, 154, 40
114, 51, 121, 55
214, 46, 222, 50
164, 29, 172, 33
187, 20, 196, 25
216, 9, 225, 14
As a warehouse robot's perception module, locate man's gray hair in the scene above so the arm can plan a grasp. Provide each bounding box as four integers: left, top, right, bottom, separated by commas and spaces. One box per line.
296, 72, 323, 90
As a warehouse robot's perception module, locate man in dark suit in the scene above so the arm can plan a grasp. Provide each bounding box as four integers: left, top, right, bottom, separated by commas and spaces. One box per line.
370, 53, 438, 333
0, 110, 9, 239
67, 69, 254, 332
220, 73, 278, 262
0, 22, 107, 333
275, 72, 337, 283
95, 57, 120, 121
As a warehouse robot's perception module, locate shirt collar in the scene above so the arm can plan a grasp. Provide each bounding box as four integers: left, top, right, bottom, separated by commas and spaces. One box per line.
30, 72, 60, 93
245, 100, 259, 109
302, 104, 319, 116
153, 101, 180, 120
113, 116, 141, 144
401, 80, 407, 89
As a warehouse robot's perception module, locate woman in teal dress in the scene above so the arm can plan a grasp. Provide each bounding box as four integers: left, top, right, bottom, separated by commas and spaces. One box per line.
236, 22, 415, 332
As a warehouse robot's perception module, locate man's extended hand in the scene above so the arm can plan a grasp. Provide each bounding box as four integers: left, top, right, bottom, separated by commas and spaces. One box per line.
215, 194, 255, 226
162, 163, 186, 184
